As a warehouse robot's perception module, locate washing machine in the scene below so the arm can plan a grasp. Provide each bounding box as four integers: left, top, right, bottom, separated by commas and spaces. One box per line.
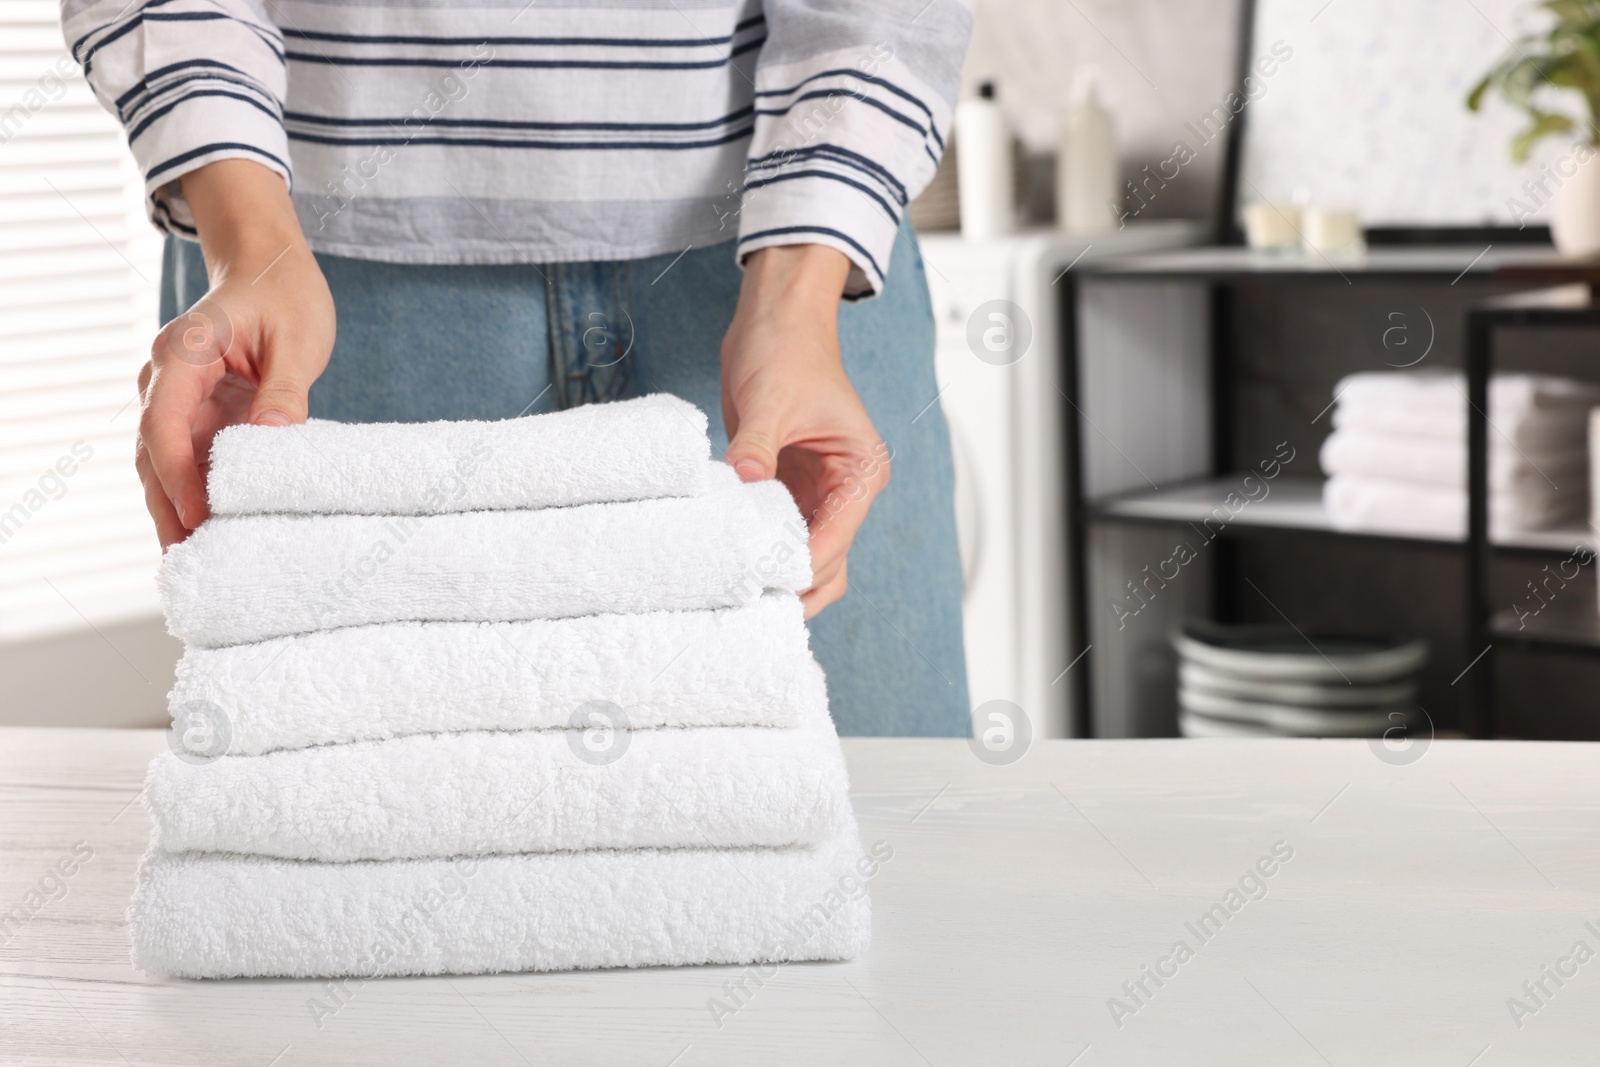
918, 221, 1202, 738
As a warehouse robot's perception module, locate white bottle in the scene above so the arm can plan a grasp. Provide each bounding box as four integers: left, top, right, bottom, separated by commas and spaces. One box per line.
956, 80, 1014, 240
1058, 67, 1118, 235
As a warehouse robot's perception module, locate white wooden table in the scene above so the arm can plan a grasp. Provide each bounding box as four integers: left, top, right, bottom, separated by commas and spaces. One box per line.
2, 730, 1598, 1066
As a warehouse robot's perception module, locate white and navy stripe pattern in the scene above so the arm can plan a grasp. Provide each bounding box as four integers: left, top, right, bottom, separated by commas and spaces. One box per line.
62, 0, 970, 298
66, 0, 292, 240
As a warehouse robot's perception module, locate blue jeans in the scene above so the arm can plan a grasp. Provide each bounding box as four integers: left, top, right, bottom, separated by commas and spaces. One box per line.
161, 225, 970, 736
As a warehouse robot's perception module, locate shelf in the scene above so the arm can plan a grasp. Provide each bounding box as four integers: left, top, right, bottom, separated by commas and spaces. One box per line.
1490, 604, 1600, 651
1093, 475, 1346, 534
1082, 244, 1599, 283
1089, 476, 1592, 552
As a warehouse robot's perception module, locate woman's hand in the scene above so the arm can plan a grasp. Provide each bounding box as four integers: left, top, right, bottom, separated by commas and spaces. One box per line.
137, 159, 335, 548
721, 244, 890, 618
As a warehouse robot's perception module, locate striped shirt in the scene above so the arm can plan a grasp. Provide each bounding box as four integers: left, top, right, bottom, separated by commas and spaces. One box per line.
61, 0, 971, 298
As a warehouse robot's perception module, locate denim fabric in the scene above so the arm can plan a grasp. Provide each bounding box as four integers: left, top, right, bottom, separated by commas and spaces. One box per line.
162, 225, 970, 736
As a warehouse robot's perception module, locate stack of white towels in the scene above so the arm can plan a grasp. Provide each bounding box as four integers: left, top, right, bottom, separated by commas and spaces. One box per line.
1321, 371, 1600, 539
129, 394, 872, 979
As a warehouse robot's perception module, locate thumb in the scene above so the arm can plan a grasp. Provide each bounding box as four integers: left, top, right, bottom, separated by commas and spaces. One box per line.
247, 342, 318, 427
725, 405, 784, 482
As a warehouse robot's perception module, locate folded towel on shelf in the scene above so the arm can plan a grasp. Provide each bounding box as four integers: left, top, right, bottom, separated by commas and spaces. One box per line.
161, 463, 811, 648
1331, 371, 1600, 430
206, 393, 710, 516
1592, 408, 1600, 530
1318, 371, 1600, 537
1318, 428, 1585, 493
1331, 401, 1591, 451
130, 827, 876, 979
1322, 474, 1584, 539
146, 715, 851, 861
171, 593, 820, 755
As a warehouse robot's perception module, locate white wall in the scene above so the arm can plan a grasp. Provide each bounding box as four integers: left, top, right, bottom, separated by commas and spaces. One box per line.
963, 0, 1242, 224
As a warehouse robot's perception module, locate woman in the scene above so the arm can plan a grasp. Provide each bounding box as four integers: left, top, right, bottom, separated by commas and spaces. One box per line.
64, 0, 973, 736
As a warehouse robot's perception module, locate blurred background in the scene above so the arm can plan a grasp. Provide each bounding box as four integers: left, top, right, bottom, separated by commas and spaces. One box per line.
8, 0, 1600, 741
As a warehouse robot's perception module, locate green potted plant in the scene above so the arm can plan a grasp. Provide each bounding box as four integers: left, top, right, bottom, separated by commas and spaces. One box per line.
1468, 0, 1600, 255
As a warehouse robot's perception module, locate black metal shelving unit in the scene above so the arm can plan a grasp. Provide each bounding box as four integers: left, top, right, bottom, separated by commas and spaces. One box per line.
1058, 248, 1600, 739
1466, 286, 1600, 736
1047, 0, 1600, 739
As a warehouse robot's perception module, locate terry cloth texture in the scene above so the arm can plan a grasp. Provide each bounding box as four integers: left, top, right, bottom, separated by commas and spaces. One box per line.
145, 715, 850, 860
206, 394, 711, 516
1318, 371, 1598, 538
129, 827, 875, 979
171, 594, 821, 755
133, 395, 870, 978
159, 462, 811, 648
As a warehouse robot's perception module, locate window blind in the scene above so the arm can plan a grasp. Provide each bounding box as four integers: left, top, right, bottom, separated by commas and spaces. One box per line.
0, 1, 163, 643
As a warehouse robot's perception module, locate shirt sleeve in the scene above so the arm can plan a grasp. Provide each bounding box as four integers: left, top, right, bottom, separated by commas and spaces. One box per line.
61, 0, 290, 239
737, 0, 972, 300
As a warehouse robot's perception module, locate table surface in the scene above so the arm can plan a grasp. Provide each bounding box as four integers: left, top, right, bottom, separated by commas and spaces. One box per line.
3, 730, 1598, 1066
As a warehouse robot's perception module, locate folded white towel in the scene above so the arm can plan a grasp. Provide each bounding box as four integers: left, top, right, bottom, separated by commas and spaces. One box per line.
206, 394, 711, 516
1332, 371, 1600, 429
172, 593, 821, 755
161, 464, 811, 648
146, 714, 850, 860
130, 828, 877, 978
1318, 428, 1585, 495
1322, 474, 1585, 538
1330, 401, 1590, 451
1592, 408, 1600, 530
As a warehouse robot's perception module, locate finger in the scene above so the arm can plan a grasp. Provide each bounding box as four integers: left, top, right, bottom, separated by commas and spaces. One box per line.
246, 328, 322, 426
140, 349, 215, 532
136, 446, 190, 549
803, 560, 845, 619
801, 565, 848, 618
724, 399, 784, 482
720, 387, 740, 445
808, 494, 863, 560
134, 358, 186, 547
807, 551, 845, 592
804, 469, 880, 586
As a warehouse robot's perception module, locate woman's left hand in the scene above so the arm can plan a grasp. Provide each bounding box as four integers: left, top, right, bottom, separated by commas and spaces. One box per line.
721, 244, 890, 619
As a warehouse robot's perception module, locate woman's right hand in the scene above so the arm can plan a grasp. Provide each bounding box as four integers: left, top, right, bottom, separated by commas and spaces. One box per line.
138, 159, 335, 548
